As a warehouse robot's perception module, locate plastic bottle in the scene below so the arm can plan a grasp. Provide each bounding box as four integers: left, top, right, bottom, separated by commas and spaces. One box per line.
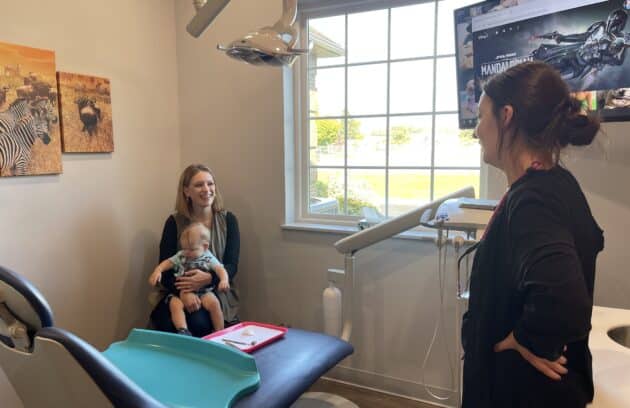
323, 281, 342, 337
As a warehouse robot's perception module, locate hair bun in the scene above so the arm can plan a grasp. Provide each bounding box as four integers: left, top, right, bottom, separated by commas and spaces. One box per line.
570, 114, 589, 127
563, 113, 599, 146
567, 97, 582, 115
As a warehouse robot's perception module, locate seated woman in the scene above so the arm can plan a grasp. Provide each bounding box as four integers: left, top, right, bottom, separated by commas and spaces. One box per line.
150, 164, 240, 337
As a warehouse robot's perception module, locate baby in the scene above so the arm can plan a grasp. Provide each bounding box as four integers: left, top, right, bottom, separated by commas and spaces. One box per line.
149, 222, 229, 335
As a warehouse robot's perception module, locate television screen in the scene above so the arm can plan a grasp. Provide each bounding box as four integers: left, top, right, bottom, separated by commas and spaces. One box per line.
454, 0, 630, 129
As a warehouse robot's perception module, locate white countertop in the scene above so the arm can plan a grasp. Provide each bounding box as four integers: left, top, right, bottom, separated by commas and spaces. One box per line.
590, 306, 630, 407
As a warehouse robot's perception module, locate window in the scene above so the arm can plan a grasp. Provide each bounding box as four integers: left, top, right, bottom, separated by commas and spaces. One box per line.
294, 0, 483, 224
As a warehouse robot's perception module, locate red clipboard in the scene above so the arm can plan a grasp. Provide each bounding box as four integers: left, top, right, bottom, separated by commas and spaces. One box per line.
203, 321, 287, 353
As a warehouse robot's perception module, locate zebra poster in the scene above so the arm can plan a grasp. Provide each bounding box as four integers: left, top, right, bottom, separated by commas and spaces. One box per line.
0, 41, 61, 176
57, 72, 113, 153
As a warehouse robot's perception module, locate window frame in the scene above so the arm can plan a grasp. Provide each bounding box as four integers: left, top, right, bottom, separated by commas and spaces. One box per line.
289, 0, 487, 227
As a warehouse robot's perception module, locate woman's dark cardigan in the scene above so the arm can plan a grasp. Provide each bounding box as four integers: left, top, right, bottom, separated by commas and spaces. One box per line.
462, 166, 604, 407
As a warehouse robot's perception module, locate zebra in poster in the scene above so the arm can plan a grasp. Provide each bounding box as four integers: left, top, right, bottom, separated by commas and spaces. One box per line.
0, 113, 51, 176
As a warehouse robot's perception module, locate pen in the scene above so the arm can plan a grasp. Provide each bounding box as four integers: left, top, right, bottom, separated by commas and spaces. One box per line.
222, 338, 256, 346
221, 339, 241, 349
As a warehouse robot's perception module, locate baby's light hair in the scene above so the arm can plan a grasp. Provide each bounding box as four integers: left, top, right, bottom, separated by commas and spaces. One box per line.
180, 222, 210, 248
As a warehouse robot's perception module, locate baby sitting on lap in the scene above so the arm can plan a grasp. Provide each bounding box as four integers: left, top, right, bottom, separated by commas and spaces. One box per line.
149, 222, 229, 335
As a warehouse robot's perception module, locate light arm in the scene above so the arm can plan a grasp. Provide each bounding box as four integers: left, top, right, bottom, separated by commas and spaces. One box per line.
186, 0, 231, 38
334, 186, 475, 255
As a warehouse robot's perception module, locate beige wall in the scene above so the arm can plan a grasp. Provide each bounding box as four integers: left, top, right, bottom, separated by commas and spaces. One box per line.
0, 0, 628, 406
0, 1, 181, 406
173, 0, 464, 402
174, 0, 630, 403
485, 124, 630, 309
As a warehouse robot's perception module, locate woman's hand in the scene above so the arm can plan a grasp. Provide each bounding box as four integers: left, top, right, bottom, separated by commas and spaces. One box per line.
495, 332, 568, 381
180, 292, 202, 313
175, 269, 213, 292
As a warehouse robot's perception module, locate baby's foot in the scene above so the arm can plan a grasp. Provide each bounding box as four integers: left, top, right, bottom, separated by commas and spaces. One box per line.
176, 328, 192, 336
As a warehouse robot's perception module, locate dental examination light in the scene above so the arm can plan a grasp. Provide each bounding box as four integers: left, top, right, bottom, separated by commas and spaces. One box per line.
187, 0, 309, 66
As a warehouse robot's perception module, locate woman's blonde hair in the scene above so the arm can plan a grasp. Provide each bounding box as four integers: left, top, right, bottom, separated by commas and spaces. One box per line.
175, 164, 224, 220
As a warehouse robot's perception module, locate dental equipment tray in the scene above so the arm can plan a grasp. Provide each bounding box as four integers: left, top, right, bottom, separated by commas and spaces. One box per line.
203, 322, 288, 353
103, 329, 260, 408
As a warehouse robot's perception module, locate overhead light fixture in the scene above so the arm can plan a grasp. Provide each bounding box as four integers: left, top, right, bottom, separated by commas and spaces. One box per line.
187, 0, 309, 67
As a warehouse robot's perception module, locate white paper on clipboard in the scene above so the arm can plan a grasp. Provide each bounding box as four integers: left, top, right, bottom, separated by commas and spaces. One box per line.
209, 325, 285, 351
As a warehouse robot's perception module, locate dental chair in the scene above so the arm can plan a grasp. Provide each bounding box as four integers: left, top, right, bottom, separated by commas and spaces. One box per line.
0, 265, 353, 407
0, 265, 165, 407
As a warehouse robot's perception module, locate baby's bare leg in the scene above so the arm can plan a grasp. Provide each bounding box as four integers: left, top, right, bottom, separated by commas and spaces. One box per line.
169, 296, 187, 330
201, 292, 224, 331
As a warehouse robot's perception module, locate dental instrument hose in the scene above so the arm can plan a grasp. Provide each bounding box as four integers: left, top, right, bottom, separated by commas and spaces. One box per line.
421, 232, 476, 403
421, 228, 456, 401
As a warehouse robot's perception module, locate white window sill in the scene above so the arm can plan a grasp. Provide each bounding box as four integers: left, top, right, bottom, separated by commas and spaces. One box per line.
281, 222, 440, 242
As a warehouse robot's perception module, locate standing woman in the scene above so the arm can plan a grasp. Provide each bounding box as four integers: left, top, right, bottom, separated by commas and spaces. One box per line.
150, 164, 240, 337
462, 61, 604, 407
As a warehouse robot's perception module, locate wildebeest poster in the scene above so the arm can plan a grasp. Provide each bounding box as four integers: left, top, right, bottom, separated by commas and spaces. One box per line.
0, 41, 61, 176
57, 72, 113, 153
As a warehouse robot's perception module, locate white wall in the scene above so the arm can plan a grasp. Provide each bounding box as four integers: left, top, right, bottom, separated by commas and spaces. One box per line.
174, 0, 630, 404
0, 1, 181, 406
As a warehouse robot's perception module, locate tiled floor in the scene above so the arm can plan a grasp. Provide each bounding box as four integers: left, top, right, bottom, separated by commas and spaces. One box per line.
309, 379, 437, 408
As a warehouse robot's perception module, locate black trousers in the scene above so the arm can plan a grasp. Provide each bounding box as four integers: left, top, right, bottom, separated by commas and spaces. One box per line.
463, 349, 591, 408
150, 298, 215, 337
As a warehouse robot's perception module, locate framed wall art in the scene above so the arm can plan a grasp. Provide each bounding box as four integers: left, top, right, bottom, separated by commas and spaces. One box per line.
57, 72, 113, 153
0, 41, 61, 176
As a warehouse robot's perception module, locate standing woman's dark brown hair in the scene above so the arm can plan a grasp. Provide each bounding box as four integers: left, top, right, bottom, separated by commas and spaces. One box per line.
483, 61, 600, 163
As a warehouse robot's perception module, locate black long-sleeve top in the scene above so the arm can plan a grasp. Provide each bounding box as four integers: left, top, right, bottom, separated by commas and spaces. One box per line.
158, 212, 240, 294
462, 166, 604, 407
